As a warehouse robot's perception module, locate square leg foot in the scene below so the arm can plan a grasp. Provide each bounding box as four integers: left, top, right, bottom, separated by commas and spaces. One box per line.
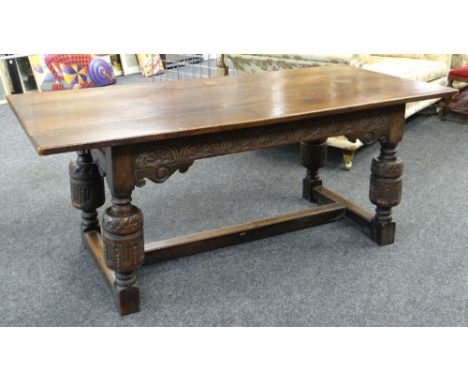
372, 221, 396, 246
113, 283, 141, 316
302, 179, 322, 202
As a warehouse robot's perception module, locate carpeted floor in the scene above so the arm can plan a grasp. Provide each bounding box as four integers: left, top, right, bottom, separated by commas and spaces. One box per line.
1, 75, 468, 326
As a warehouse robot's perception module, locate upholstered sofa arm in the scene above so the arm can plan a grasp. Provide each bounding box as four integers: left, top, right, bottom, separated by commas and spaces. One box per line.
359, 54, 452, 71
451, 54, 468, 69
225, 54, 367, 73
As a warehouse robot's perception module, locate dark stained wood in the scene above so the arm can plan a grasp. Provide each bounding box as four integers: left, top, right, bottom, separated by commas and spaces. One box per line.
85, 231, 141, 316
7, 66, 457, 155
370, 140, 403, 246
69, 151, 105, 244
143, 203, 345, 265
101, 145, 144, 315
312, 187, 374, 227
368, 106, 405, 246
12, 67, 456, 315
84, 231, 115, 285
132, 106, 399, 187
301, 139, 327, 202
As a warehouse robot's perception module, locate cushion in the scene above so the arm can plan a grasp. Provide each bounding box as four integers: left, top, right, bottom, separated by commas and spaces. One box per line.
257, 54, 355, 64
29, 54, 116, 92
449, 66, 468, 79
361, 57, 448, 83
372, 54, 451, 63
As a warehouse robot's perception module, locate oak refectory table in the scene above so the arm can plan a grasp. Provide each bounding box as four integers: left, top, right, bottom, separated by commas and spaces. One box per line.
7, 66, 456, 316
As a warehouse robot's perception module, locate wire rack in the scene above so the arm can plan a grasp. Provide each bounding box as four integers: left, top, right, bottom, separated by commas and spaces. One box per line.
152, 54, 237, 82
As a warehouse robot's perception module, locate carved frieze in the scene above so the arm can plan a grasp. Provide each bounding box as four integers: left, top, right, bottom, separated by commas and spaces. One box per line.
133, 107, 395, 186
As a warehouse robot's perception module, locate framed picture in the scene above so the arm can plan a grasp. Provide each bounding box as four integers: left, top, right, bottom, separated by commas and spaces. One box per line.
119, 54, 141, 75
2, 57, 22, 94
16, 56, 38, 93
137, 54, 164, 77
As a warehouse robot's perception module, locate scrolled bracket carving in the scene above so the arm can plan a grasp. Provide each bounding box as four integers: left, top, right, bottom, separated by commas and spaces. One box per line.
134, 160, 194, 187
134, 144, 195, 186
344, 112, 389, 146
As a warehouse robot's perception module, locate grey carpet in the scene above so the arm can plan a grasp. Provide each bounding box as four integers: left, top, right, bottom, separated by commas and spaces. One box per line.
1, 76, 468, 326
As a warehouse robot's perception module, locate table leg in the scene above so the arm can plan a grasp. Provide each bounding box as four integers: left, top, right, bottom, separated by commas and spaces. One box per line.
301, 140, 327, 203
102, 194, 144, 316
369, 140, 403, 246
69, 150, 105, 246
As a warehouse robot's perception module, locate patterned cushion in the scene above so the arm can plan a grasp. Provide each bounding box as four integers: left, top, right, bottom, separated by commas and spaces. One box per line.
29, 54, 116, 92
361, 57, 448, 83
449, 66, 468, 79
225, 54, 367, 74
257, 54, 355, 64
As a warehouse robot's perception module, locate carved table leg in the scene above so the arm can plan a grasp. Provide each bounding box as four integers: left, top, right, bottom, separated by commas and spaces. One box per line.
301, 140, 327, 203
69, 150, 105, 246
369, 140, 403, 246
102, 195, 144, 316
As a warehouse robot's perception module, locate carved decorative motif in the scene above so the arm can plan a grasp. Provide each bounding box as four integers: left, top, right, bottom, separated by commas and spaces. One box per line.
370, 142, 403, 221
102, 211, 143, 233
69, 151, 105, 234
102, 201, 144, 272
135, 157, 193, 187
133, 108, 394, 186
69, 151, 105, 211
369, 177, 402, 207
103, 236, 144, 272
371, 158, 404, 179
69, 184, 103, 211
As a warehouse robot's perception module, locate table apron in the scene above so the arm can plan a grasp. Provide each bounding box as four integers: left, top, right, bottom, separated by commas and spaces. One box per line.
95, 104, 404, 189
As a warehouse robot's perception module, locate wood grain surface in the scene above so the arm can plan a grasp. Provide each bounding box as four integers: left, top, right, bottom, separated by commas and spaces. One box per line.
7, 66, 456, 155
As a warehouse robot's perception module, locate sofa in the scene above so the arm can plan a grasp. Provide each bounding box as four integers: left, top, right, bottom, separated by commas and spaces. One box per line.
221, 54, 467, 169
450, 54, 468, 89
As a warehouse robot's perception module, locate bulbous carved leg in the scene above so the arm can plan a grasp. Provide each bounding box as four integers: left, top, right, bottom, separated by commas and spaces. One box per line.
301, 140, 327, 203
69, 150, 105, 244
102, 196, 144, 316
369, 141, 403, 246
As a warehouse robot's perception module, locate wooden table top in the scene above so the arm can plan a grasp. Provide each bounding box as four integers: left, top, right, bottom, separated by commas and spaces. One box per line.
7, 65, 456, 155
